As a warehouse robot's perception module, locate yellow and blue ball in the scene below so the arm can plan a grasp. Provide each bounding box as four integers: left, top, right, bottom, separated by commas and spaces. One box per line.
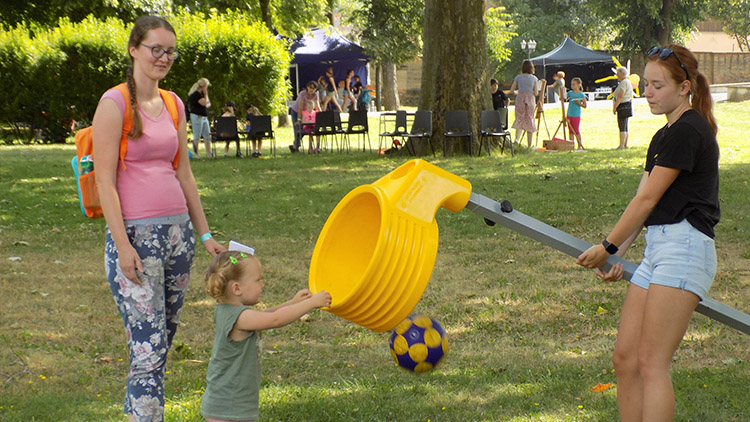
389, 315, 448, 373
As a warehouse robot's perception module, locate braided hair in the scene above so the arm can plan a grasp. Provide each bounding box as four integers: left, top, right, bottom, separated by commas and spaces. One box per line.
126, 16, 176, 139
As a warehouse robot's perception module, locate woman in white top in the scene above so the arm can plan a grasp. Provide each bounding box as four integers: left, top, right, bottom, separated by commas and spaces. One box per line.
510, 60, 539, 147
613, 66, 634, 149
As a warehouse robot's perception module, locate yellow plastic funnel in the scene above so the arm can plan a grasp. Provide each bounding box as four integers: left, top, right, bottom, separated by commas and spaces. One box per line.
309, 159, 472, 331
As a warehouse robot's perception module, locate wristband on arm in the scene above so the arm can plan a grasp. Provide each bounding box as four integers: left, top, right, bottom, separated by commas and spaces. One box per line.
200, 232, 213, 243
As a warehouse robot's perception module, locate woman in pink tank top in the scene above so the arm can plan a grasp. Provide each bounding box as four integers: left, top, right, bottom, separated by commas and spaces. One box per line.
91, 16, 225, 422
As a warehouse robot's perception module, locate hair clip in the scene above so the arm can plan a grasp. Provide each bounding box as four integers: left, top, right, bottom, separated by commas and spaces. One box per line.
229, 256, 238, 264
240, 253, 248, 258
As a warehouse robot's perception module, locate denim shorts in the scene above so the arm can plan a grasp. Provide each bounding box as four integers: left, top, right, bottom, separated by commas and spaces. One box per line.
630, 219, 716, 300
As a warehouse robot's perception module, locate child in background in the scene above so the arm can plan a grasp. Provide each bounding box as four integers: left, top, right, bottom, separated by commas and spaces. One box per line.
201, 251, 331, 422
566, 77, 587, 150
245, 104, 262, 157
220, 102, 241, 158
552, 70, 566, 101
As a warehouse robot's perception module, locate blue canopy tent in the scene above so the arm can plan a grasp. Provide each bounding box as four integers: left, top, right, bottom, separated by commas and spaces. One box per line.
289, 28, 370, 99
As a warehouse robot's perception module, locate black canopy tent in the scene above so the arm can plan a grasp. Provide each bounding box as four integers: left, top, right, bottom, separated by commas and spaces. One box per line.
530, 37, 617, 94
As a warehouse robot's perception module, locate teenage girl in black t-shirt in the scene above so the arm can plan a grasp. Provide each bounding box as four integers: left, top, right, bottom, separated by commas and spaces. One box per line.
576, 44, 719, 421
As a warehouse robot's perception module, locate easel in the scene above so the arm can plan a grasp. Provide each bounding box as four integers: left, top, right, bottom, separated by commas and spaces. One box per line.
550, 83, 575, 141
533, 80, 550, 146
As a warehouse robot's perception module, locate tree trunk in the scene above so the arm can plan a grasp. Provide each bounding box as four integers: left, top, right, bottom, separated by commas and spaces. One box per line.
259, 0, 272, 30
375, 63, 382, 111
381, 61, 400, 111
419, 0, 489, 155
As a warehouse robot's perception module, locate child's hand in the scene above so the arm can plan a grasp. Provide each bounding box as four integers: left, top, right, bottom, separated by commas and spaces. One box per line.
310, 290, 332, 308
292, 289, 312, 303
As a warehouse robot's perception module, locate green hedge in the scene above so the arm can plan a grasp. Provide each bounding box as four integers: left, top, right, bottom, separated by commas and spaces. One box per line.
0, 12, 291, 143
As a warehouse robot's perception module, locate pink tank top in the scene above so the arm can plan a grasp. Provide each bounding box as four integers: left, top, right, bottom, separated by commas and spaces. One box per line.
100, 89, 188, 220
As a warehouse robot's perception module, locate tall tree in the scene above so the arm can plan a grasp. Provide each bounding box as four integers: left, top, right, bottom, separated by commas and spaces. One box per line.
350, 0, 423, 111
420, 0, 487, 155
709, 0, 750, 51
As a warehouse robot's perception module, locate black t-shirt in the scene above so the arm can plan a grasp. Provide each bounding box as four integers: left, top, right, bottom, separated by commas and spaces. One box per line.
492, 89, 509, 110
188, 90, 207, 116
644, 109, 720, 238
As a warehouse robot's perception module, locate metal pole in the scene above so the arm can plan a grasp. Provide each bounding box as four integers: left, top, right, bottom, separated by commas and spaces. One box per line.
465, 192, 750, 335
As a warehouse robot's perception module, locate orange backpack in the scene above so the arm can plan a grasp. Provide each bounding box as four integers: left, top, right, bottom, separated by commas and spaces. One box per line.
72, 84, 180, 218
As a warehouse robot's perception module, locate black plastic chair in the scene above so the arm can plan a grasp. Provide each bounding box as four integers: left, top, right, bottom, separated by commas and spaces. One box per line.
333, 111, 347, 152
404, 110, 434, 157
247, 115, 276, 157
312, 111, 339, 152
379, 110, 408, 152
479, 109, 513, 157
443, 110, 473, 157
345, 109, 371, 152
214, 116, 241, 157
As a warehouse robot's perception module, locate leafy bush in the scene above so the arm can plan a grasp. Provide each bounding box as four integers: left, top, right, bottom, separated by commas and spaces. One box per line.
166, 9, 291, 117
0, 12, 291, 143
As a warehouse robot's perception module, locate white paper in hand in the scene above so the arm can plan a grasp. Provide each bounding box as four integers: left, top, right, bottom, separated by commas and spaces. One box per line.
228, 240, 255, 255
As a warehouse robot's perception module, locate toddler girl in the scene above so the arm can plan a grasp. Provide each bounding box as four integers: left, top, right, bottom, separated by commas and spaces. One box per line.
201, 251, 331, 422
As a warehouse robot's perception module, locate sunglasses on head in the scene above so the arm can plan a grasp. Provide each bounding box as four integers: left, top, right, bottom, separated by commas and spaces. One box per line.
647, 47, 689, 81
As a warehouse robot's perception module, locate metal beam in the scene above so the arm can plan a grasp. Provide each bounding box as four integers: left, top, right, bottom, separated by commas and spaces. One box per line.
465, 192, 750, 335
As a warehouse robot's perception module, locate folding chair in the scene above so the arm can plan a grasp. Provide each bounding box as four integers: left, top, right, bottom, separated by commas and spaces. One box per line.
344, 110, 371, 152
247, 115, 276, 157
214, 116, 241, 157
404, 110, 434, 157
479, 109, 513, 157
443, 110, 473, 157
378, 110, 408, 152
312, 111, 339, 153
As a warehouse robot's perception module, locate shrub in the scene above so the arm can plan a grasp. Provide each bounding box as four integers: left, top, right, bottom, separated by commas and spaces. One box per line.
0, 12, 291, 143
166, 9, 291, 117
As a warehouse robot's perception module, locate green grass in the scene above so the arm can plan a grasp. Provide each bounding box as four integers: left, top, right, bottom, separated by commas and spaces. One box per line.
1, 101, 750, 421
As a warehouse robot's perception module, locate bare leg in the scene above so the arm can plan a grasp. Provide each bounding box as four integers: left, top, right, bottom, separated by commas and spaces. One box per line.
575, 133, 584, 150
619, 131, 628, 149
613, 284, 648, 422
639, 285, 698, 422
526, 131, 533, 148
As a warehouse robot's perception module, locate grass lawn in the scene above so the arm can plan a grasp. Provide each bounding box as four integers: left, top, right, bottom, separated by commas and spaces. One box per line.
1, 100, 749, 421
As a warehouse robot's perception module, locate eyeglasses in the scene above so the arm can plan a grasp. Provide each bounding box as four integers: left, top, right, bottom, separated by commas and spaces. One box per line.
647, 46, 689, 81
141, 43, 179, 61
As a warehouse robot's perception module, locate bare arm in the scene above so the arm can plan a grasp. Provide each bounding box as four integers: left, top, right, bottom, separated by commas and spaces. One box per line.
233, 290, 332, 332
577, 167, 680, 269
92, 98, 143, 283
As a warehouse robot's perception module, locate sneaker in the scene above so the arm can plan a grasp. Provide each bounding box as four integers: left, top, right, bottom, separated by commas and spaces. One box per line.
236, 152, 243, 158
193, 153, 201, 159
223, 153, 229, 158
289, 145, 297, 153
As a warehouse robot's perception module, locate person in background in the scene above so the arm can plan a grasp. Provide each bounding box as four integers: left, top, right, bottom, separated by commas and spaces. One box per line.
566, 77, 587, 150
577, 44, 719, 422
321, 67, 343, 113
613, 66, 634, 149
91, 15, 225, 421
342, 69, 358, 112
509, 60, 539, 147
244, 104, 262, 157
220, 101, 242, 158
490, 78, 509, 110
289, 81, 321, 153
188, 77, 212, 158
551, 70, 566, 102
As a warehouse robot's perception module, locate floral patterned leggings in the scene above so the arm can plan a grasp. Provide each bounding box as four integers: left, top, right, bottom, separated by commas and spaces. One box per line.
105, 216, 195, 422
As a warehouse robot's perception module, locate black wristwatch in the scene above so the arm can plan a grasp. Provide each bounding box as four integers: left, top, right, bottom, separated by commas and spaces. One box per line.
602, 239, 619, 255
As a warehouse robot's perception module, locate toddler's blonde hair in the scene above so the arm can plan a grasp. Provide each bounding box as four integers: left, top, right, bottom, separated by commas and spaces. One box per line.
204, 251, 257, 300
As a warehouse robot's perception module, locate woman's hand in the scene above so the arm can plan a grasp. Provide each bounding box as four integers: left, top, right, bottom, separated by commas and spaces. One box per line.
118, 244, 144, 284
595, 262, 624, 282
576, 244, 610, 270
202, 238, 226, 256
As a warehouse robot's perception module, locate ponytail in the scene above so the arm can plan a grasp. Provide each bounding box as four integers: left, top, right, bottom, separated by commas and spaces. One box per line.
126, 65, 143, 139
692, 72, 717, 135
204, 251, 257, 301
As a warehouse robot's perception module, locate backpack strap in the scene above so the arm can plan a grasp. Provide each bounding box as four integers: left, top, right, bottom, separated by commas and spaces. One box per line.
112, 84, 182, 170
